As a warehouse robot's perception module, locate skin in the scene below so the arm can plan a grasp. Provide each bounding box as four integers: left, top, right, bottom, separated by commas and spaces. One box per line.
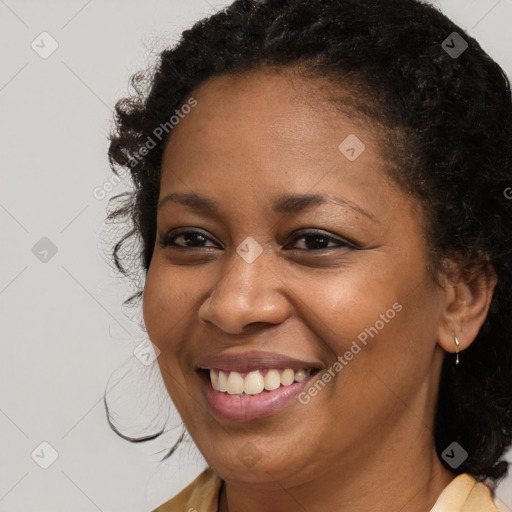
142, 68, 496, 512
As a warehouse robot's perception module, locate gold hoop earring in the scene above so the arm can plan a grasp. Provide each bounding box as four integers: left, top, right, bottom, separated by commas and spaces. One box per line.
454, 335, 460, 365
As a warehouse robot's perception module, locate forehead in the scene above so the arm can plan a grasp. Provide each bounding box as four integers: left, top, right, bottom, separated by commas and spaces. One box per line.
158, 68, 415, 226
171, 68, 378, 143
162, 68, 388, 179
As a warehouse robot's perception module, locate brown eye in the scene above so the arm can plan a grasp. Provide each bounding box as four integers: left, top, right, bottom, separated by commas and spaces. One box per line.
284, 230, 355, 251
159, 229, 219, 249
159, 228, 356, 252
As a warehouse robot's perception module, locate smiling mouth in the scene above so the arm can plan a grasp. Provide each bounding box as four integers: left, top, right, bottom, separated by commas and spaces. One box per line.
200, 367, 321, 396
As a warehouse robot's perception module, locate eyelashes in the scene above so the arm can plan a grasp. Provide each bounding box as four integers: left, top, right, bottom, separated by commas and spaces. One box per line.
288, 229, 355, 250
159, 229, 216, 249
159, 228, 357, 252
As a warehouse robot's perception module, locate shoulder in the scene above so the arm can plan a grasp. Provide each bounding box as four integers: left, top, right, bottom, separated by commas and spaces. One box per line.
152, 467, 223, 512
430, 473, 500, 512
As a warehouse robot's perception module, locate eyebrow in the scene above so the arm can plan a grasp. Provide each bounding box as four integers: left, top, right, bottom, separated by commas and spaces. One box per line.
157, 192, 377, 222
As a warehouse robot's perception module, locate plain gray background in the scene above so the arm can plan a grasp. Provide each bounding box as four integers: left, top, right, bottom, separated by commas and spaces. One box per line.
1, 1, 512, 511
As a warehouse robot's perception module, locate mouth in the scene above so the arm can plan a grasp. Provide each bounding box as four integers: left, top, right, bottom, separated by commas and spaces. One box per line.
196, 350, 324, 421
199, 367, 321, 396
197, 365, 322, 422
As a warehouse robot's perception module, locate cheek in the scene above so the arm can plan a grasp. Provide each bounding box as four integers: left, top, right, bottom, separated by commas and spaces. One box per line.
142, 273, 165, 342
142, 264, 196, 411
142, 261, 196, 343
294, 265, 404, 349
299, 259, 437, 387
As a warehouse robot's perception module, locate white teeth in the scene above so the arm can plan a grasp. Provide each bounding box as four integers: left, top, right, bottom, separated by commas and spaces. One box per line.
244, 371, 265, 395
210, 369, 219, 389
210, 368, 313, 395
294, 369, 307, 382
226, 371, 244, 395
264, 369, 281, 390
218, 370, 228, 392
280, 368, 295, 386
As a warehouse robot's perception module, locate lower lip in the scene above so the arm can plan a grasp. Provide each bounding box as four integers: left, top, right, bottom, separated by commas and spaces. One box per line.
199, 370, 317, 422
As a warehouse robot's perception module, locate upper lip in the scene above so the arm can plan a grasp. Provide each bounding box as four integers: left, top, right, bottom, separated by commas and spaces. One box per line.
196, 350, 323, 373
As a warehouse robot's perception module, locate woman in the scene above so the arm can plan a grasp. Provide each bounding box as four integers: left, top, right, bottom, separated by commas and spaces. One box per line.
105, 0, 512, 510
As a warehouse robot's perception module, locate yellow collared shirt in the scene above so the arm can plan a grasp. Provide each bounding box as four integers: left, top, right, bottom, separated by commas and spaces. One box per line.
152, 468, 500, 512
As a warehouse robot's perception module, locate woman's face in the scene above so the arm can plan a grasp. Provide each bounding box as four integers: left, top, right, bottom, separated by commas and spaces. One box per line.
143, 69, 448, 485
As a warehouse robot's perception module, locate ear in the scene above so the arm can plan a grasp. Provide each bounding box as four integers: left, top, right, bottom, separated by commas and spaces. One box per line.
437, 260, 497, 355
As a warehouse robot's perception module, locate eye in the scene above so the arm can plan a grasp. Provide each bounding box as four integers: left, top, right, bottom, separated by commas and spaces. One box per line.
159, 228, 356, 251
284, 229, 355, 251
159, 228, 220, 249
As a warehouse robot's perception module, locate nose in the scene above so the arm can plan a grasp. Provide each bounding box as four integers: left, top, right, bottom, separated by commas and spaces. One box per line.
197, 248, 291, 335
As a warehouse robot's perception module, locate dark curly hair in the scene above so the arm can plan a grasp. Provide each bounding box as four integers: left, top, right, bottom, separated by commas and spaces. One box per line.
104, 0, 512, 485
